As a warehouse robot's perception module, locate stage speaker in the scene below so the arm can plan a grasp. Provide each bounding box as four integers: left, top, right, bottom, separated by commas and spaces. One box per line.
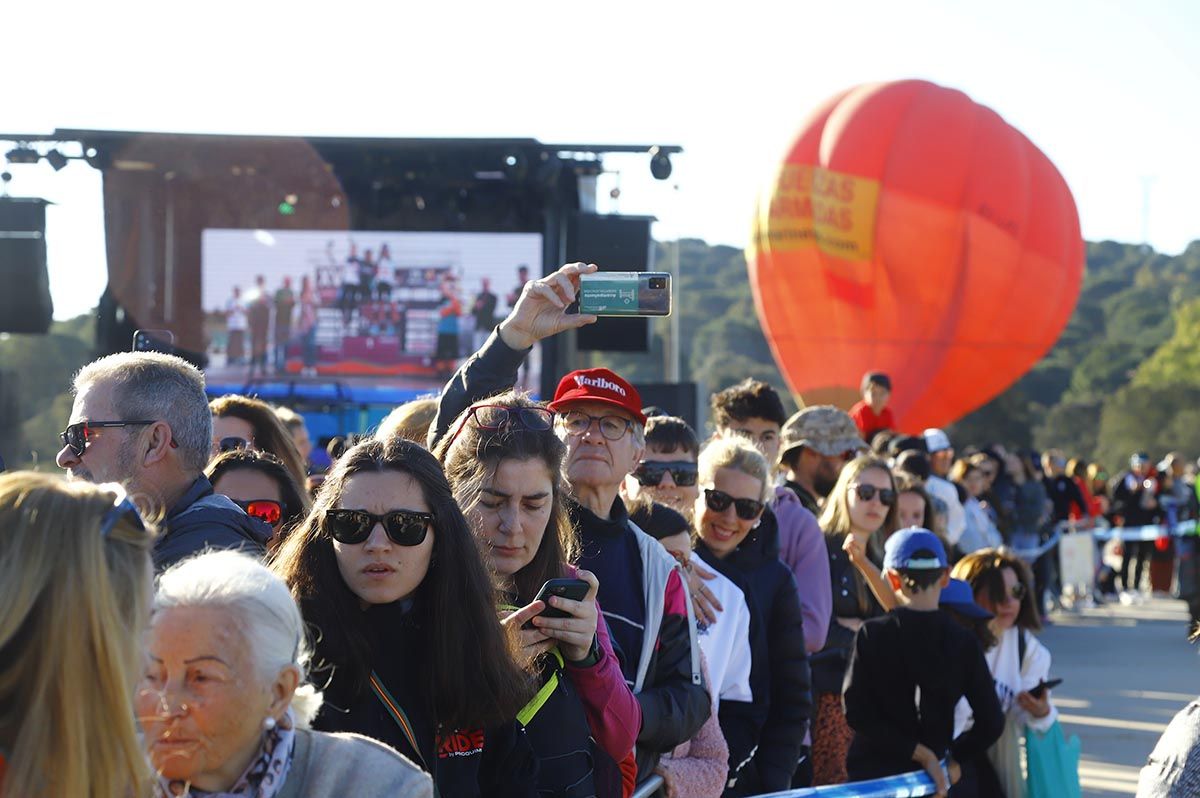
0, 198, 53, 334
565, 213, 654, 352
635, 382, 701, 432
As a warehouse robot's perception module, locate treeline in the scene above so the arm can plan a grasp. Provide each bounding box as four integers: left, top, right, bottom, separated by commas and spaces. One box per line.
7, 237, 1200, 473
599, 237, 1200, 471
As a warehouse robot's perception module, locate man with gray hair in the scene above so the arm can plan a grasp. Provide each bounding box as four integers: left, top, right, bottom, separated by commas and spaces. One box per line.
56, 351, 270, 570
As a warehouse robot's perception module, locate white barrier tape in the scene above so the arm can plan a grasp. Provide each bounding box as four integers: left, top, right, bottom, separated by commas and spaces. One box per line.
1010, 519, 1200, 561
636, 764, 945, 798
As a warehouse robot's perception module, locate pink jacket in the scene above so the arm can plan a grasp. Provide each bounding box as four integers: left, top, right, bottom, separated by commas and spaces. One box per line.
564, 567, 642, 763
655, 655, 728, 798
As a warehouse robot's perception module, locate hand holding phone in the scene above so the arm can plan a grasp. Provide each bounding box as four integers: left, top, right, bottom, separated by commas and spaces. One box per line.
526, 572, 601, 662
1028, 677, 1063, 699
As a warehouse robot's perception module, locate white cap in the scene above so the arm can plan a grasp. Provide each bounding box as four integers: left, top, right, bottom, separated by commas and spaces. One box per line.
923, 428, 952, 453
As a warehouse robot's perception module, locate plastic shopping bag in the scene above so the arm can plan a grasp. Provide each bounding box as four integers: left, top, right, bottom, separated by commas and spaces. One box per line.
1025, 719, 1081, 798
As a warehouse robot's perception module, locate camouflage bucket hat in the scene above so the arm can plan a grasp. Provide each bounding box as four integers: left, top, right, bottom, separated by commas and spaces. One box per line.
779, 405, 867, 458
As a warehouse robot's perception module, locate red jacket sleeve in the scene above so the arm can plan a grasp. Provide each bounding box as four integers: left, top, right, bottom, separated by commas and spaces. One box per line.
565, 598, 641, 764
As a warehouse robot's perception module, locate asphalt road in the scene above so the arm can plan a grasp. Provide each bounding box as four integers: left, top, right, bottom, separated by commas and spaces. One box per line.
1041, 596, 1198, 796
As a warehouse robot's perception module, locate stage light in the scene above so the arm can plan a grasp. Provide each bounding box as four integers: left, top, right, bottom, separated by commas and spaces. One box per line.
45, 150, 69, 171
4, 147, 40, 165
649, 146, 672, 180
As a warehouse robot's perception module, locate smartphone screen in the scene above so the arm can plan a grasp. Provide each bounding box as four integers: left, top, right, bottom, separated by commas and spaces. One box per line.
575, 272, 672, 317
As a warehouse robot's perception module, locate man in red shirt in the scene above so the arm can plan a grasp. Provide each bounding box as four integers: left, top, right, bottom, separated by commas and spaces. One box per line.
849, 372, 895, 441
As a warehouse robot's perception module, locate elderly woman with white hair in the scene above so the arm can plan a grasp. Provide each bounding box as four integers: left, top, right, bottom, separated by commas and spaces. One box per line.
136, 550, 432, 798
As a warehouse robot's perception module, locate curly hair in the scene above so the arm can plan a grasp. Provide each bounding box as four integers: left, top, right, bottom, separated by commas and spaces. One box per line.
710, 378, 788, 428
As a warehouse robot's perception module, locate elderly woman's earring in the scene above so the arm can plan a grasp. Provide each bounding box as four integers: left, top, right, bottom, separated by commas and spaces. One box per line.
263, 716, 277, 731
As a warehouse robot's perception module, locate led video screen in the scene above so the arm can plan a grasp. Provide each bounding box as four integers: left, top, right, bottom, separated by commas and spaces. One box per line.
201, 229, 543, 398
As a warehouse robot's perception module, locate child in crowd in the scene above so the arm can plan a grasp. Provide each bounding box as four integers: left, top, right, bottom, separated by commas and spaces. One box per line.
849, 372, 895, 442
842, 529, 1004, 796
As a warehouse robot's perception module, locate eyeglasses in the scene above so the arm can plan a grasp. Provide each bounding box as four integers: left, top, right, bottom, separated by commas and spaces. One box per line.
448, 404, 555, 446
1005, 582, 1028, 602
219, 436, 251, 453
703, 488, 764, 521
325, 508, 434, 546
849, 483, 897, 506
634, 461, 699, 487
99, 485, 147, 540
233, 499, 285, 527
60, 420, 169, 458
560, 411, 634, 441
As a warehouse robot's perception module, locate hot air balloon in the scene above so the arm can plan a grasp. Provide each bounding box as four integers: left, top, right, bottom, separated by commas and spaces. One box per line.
748, 79, 1084, 431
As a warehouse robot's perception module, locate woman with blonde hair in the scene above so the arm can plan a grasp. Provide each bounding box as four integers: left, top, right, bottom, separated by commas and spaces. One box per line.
0, 471, 156, 798
811, 455, 899, 784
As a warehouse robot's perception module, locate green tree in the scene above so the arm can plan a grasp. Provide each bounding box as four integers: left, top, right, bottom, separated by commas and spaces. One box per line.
1132, 298, 1200, 389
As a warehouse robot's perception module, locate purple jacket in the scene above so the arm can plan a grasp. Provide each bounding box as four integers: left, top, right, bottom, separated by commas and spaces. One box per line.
771, 487, 832, 654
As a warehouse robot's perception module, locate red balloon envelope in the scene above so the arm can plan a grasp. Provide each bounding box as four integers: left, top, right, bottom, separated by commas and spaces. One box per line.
748, 79, 1084, 431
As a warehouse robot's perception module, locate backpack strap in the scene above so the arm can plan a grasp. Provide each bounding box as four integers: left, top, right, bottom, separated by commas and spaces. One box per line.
1017, 628, 1028, 673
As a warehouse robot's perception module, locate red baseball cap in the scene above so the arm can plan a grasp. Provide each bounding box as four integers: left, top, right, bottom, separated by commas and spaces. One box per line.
549, 368, 646, 424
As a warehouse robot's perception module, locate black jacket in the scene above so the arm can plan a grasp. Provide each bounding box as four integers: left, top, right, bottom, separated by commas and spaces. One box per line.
312, 600, 539, 798
431, 330, 709, 783
812, 535, 886, 695
1110, 471, 1162, 528
843, 608, 1004, 780
155, 475, 270, 571
697, 508, 812, 794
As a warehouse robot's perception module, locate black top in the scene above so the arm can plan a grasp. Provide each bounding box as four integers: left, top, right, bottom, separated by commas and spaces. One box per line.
311, 599, 538, 798
842, 608, 1005, 780
784, 479, 821, 517
812, 534, 886, 694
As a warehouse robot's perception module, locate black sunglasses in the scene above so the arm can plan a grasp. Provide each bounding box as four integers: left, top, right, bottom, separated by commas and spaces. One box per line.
60, 420, 163, 458
703, 488, 764, 521
219, 436, 251, 453
850, 483, 897, 506
634, 461, 699, 487
325, 508, 434, 546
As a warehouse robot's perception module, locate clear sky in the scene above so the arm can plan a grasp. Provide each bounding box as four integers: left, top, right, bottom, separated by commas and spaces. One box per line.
3, 0, 1197, 319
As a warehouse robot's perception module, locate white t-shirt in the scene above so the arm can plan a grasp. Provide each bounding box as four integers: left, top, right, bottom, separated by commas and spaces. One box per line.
695, 568, 754, 708
955, 624, 1058, 737
225, 297, 247, 331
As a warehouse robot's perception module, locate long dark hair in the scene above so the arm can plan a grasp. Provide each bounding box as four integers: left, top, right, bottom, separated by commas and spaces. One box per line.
270, 437, 531, 729
434, 391, 578, 607
210, 394, 309, 489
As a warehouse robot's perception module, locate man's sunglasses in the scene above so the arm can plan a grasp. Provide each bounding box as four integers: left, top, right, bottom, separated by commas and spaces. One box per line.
233, 499, 285, 527
447, 404, 555, 446
325, 508, 434, 546
634, 461, 698, 487
850, 483, 897, 506
703, 488, 764, 521
60, 420, 176, 458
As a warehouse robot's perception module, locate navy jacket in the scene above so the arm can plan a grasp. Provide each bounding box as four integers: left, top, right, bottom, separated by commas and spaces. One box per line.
155, 475, 271, 571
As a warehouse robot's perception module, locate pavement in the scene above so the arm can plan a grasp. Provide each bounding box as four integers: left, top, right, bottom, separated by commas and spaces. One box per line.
1041, 595, 1198, 796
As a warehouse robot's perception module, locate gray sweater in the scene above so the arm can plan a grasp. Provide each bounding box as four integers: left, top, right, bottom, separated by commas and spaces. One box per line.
1139, 699, 1200, 797
277, 728, 433, 798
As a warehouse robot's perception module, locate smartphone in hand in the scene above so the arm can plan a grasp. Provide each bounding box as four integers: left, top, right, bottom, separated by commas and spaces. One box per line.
522, 578, 589, 629
568, 272, 672, 317
1029, 678, 1063, 699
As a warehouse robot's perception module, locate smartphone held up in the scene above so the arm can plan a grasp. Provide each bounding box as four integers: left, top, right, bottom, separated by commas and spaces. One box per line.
568, 271, 672, 317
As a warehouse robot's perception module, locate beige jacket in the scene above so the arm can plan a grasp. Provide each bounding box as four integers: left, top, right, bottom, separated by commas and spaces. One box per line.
277, 728, 432, 798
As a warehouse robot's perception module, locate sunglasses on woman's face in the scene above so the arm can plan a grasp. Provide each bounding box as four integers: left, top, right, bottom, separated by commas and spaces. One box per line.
219, 436, 251, 453
850, 483, 897, 506
703, 488, 764, 521
325, 508, 434, 546
1004, 582, 1028, 602
634, 461, 699, 487
233, 499, 284, 527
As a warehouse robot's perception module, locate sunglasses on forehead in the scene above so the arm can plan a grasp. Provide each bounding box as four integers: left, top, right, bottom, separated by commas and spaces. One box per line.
60, 420, 177, 458
233, 499, 285, 527
703, 488, 764, 521
325, 508, 434, 546
633, 461, 699, 487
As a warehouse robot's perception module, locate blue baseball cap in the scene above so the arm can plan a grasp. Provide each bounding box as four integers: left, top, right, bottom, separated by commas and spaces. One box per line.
883, 528, 948, 571
939, 578, 992, 619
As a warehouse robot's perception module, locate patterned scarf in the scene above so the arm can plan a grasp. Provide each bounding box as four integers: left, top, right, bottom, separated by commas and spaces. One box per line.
156, 709, 296, 798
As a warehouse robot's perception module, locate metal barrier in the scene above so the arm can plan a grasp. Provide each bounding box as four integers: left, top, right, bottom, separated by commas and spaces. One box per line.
632, 768, 941, 798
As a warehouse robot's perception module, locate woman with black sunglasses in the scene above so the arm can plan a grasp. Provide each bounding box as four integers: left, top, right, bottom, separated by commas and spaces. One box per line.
270, 437, 538, 798
689, 434, 811, 795
436, 391, 642, 798
811, 455, 899, 785
205, 448, 311, 549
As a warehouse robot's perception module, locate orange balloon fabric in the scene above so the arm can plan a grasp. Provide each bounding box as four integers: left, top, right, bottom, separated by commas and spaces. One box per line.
748, 80, 1084, 431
